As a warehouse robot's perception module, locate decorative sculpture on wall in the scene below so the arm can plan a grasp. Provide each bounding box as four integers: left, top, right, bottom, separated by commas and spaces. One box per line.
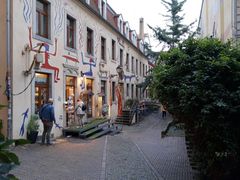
98, 62, 108, 78
28, 27, 60, 83
19, 108, 29, 136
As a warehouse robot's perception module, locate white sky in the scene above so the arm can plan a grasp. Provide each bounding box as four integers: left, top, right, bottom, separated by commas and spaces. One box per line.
107, 0, 202, 50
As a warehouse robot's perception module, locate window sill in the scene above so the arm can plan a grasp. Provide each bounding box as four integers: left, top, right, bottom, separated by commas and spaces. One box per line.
111, 59, 117, 63
33, 34, 52, 45
65, 46, 77, 54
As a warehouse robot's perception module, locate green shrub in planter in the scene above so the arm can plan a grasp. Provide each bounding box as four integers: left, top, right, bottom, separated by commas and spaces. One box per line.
27, 114, 39, 144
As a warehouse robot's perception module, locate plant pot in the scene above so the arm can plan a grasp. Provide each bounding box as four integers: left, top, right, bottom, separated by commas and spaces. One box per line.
27, 131, 38, 144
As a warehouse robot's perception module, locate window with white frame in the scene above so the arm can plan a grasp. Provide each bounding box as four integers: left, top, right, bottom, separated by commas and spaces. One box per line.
101, 36, 106, 61
66, 15, 76, 49
126, 53, 129, 71
112, 39, 116, 60
131, 56, 134, 73
120, 49, 123, 67
36, 0, 50, 39
87, 27, 93, 55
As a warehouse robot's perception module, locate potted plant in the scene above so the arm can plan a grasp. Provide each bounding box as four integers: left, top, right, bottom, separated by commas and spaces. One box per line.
27, 114, 39, 144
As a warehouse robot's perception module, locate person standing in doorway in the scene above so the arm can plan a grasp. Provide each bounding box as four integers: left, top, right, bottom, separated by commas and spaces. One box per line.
39, 98, 56, 145
161, 104, 167, 119
75, 97, 86, 127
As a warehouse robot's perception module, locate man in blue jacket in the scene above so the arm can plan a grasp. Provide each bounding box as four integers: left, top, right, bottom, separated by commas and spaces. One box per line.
39, 98, 56, 145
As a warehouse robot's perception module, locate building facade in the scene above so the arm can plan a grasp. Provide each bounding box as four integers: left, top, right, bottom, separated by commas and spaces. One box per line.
199, 0, 240, 41
0, 0, 151, 139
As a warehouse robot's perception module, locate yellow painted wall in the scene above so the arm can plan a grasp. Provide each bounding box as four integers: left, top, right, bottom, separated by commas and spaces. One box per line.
0, 0, 8, 138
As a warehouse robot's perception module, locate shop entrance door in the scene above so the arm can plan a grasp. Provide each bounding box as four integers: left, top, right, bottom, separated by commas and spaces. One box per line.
65, 76, 76, 126
119, 83, 124, 107
82, 79, 93, 118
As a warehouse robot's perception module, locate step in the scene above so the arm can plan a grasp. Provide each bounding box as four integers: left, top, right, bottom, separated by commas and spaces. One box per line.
62, 119, 108, 137
79, 127, 103, 139
88, 128, 112, 139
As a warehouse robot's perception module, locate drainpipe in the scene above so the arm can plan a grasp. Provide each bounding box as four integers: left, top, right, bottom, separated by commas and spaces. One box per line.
6, 0, 13, 139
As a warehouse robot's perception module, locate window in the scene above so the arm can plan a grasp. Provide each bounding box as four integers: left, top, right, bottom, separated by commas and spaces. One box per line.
67, 15, 76, 49
112, 40, 116, 60
131, 84, 134, 98
36, 0, 50, 38
119, 20, 122, 33
120, 49, 123, 67
126, 53, 129, 71
35, 73, 50, 113
131, 56, 134, 73
140, 62, 142, 76
126, 84, 129, 97
136, 87, 139, 99
112, 82, 116, 101
87, 27, 93, 55
143, 64, 145, 76
101, 80, 107, 105
101, 37, 106, 61
136, 59, 138, 75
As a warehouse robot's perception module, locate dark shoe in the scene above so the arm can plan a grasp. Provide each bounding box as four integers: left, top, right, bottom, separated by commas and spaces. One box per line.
40, 142, 45, 145
46, 142, 53, 145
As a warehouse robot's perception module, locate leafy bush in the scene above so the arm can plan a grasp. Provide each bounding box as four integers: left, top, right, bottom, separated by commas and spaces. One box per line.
150, 38, 240, 179
0, 104, 28, 179
27, 114, 39, 133
124, 99, 139, 109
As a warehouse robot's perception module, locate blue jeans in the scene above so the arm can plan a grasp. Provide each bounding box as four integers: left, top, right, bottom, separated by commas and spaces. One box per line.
42, 120, 53, 144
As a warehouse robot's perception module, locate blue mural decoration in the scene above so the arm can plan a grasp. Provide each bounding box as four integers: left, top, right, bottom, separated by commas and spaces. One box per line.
55, 123, 63, 129
81, 52, 96, 77
23, 0, 32, 24
19, 108, 29, 136
124, 75, 135, 82
54, 0, 64, 36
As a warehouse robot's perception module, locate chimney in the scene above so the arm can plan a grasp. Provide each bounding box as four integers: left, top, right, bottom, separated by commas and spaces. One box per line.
139, 18, 144, 42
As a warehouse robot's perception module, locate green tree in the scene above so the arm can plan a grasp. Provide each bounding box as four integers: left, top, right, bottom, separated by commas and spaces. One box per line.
149, 0, 195, 49
150, 38, 240, 179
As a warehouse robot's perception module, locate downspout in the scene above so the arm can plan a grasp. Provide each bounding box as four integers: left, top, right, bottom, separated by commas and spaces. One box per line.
6, 0, 13, 139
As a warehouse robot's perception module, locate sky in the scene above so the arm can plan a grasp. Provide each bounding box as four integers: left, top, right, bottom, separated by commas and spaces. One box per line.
107, 0, 202, 50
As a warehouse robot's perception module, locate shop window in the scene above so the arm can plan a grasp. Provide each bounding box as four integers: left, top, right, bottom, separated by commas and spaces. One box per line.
36, 0, 50, 39
35, 73, 50, 113
101, 80, 106, 105
67, 15, 76, 49
87, 27, 93, 55
65, 76, 76, 126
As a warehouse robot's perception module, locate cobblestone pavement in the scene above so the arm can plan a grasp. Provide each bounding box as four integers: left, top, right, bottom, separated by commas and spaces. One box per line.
122, 112, 198, 180
11, 111, 197, 180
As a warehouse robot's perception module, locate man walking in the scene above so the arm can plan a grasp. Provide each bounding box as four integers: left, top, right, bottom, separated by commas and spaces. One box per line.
39, 98, 56, 145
